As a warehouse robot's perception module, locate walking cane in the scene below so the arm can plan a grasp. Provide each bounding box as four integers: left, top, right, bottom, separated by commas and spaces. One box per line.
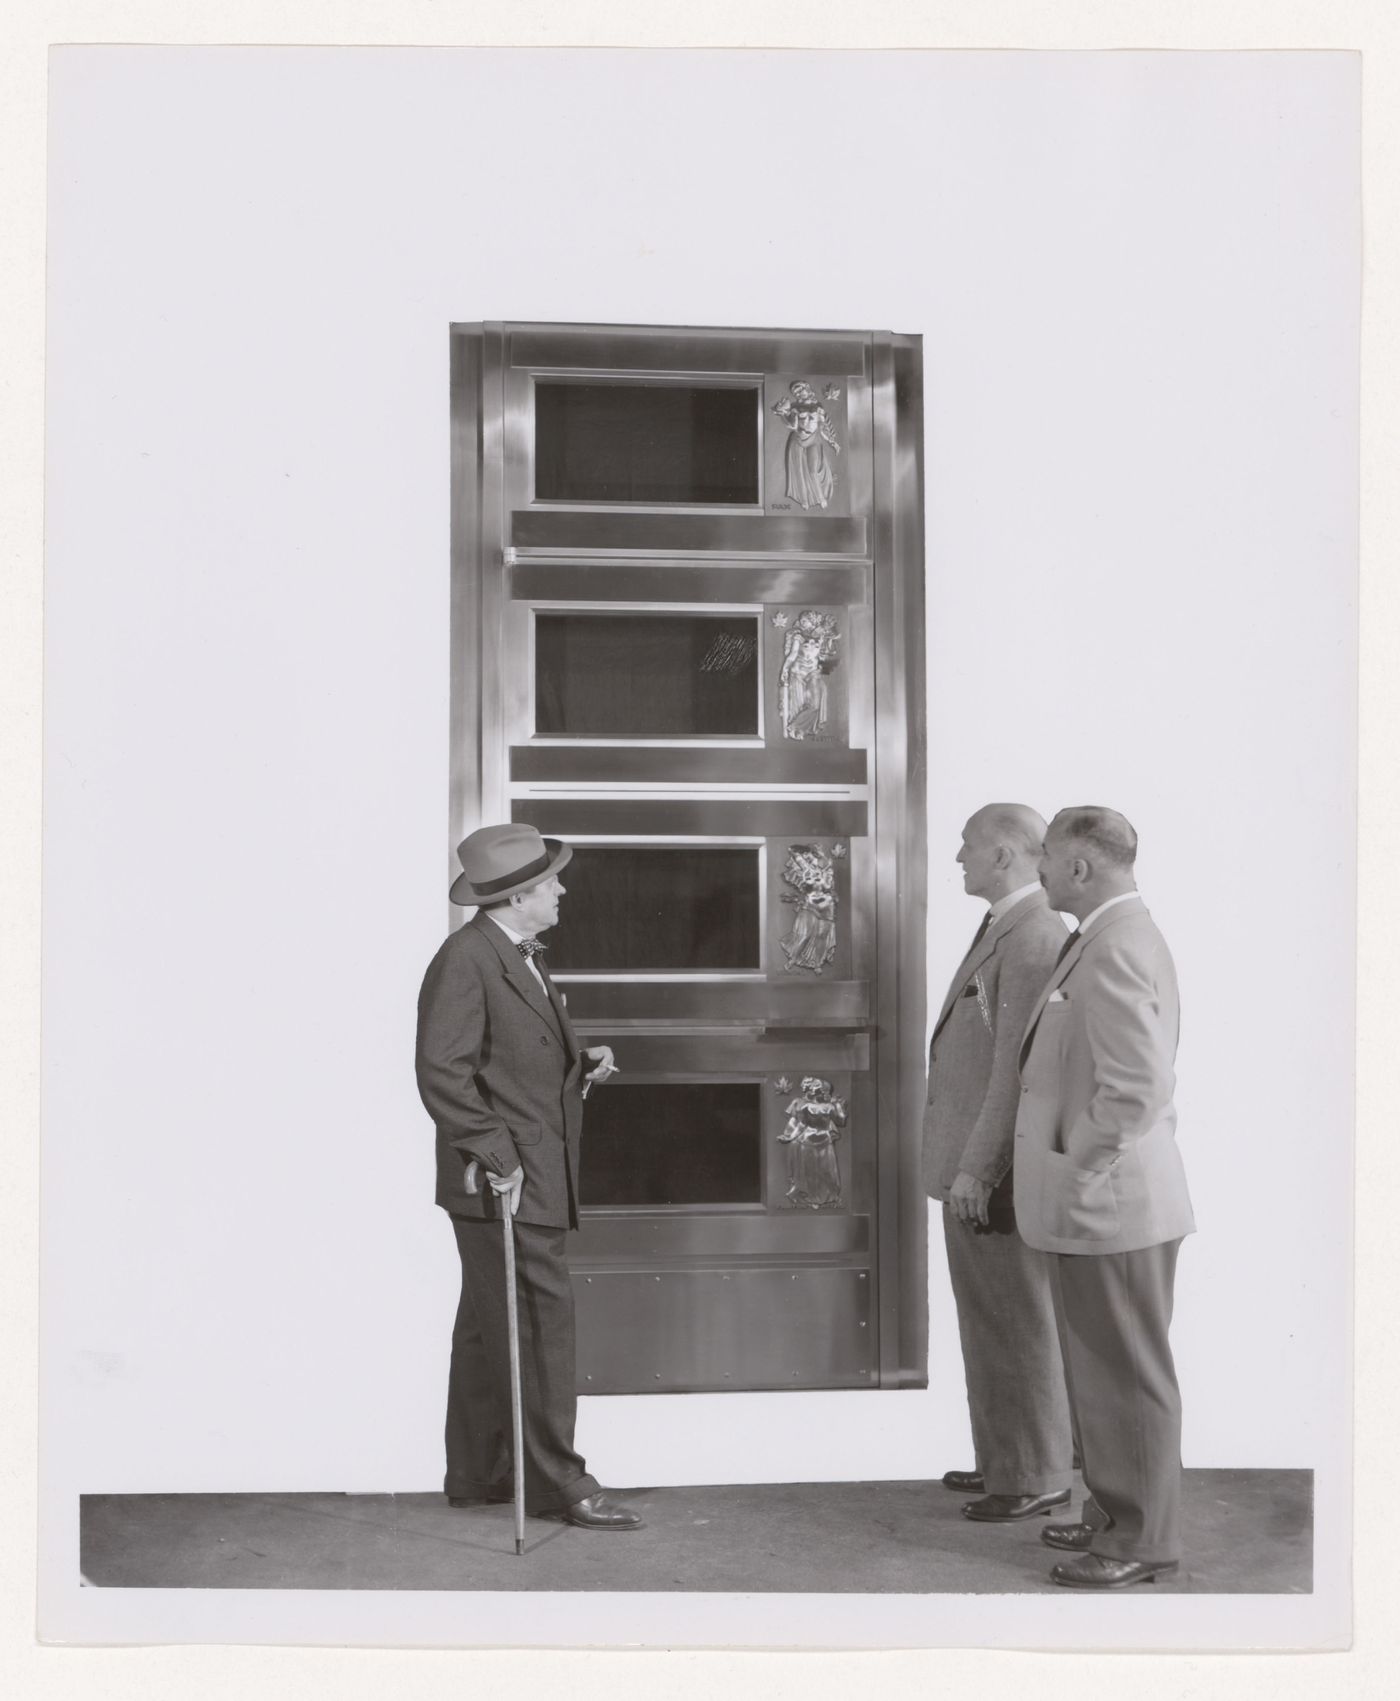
500, 1193, 527, 1557
465, 1159, 527, 1556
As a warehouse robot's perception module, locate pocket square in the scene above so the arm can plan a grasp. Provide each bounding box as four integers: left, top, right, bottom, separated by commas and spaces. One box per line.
1047, 989, 1068, 1003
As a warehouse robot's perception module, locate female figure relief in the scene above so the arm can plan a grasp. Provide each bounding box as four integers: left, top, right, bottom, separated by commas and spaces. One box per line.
778, 1077, 848, 1209
777, 608, 840, 742
773, 380, 842, 511
779, 841, 839, 974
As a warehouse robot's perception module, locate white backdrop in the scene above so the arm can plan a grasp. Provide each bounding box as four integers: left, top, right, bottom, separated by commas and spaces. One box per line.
41, 48, 1356, 1515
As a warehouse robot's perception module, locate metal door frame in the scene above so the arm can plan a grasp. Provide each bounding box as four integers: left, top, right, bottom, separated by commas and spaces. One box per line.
448, 320, 927, 1388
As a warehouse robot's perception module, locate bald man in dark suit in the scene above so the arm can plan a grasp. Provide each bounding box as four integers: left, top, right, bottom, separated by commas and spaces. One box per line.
924, 804, 1074, 1523
416, 823, 641, 1532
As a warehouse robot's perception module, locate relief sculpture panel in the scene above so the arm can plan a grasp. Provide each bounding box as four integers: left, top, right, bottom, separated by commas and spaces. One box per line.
777, 840, 847, 974
764, 374, 851, 517
773, 608, 843, 742
774, 1075, 848, 1210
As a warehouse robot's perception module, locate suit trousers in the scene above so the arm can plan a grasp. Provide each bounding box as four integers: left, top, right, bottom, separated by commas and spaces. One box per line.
446, 1215, 599, 1515
1049, 1239, 1184, 1563
942, 1205, 1073, 1496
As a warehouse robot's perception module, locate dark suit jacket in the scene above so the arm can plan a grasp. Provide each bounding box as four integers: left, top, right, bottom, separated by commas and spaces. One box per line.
923, 889, 1067, 1208
415, 913, 586, 1229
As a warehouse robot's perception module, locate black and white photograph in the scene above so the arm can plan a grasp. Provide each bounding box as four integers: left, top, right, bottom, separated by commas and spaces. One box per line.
31, 34, 1359, 1659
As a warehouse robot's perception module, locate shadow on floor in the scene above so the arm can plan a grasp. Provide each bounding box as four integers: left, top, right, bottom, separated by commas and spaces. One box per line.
79, 1468, 1312, 1594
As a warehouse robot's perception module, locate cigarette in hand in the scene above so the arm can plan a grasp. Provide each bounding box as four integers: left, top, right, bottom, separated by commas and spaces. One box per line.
582, 1062, 618, 1098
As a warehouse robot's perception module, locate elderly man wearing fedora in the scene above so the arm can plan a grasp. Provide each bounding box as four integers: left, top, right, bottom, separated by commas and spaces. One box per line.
415, 823, 642, 1531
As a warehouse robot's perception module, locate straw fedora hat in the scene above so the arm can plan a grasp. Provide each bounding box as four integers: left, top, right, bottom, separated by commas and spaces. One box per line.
449, 823, 572, 907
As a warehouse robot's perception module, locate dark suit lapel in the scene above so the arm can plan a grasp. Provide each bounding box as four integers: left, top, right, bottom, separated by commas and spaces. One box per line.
538, 962, 580, 1065
932, 919, 992, 1038
470, 914, 566, 1046
932, 967, 977, 1043
933, 892, 1046, 1042
1017, 894, 1147, 1067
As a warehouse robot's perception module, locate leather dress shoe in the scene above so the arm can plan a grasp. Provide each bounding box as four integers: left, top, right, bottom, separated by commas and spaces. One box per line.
1041, 1519, 1101, 1552
538, 1491, 644, 1531
1050, 1553, 1180, 1589
961, 1489, 1071, 1522
941, 1470, 985, 1493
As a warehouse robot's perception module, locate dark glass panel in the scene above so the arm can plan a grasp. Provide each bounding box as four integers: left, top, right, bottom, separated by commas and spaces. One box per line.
535, 613, 759, 737
580, 1083, 762, 1206
548, 846, 759, 971
534, 381, 759, 505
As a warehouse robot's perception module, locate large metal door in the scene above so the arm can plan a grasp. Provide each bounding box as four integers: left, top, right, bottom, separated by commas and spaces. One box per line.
450, 321, 927, 1391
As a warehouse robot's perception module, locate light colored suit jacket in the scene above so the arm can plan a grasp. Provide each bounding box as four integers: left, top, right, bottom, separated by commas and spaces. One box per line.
1013, 896, 1195, 1255
416, 913, 587, 1229
923, 889, 1068, 1204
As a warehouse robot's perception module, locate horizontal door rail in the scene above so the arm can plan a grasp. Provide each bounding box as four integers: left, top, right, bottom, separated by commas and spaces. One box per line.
514, 798, 868, 837
511, 511, 868, 557
560, 979, 869, 1025
509, 563, 871, 604
571, 1214, 871, 1261
507, 326, 872, 375
511, 745, 868, 786
573, 1029, 869, 1074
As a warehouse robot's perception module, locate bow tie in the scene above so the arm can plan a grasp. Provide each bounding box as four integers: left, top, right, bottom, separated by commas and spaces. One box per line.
515, 938, 547, 961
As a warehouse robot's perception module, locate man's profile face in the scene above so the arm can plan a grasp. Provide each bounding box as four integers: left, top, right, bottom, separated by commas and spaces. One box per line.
955, 815, 1001, 900
512, 873, 565, 935
1037, 828, 1078, 912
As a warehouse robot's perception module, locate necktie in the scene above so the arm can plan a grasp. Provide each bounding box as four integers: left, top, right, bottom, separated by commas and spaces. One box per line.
515, 937, 547, 961
1053, 928, 1081, 969
965, 913, 992, 958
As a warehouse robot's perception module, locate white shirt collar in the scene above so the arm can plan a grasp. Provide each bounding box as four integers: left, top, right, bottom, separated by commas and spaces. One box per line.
987, 881, 1043, 925
484, 911, 547, 987
1077, 890, 1139, 933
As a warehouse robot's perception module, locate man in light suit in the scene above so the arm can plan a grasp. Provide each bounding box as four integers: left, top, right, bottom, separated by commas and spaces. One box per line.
924, 804, 1074, 1523
415, 823, 642, 1531
1015, 808, 1194, 1588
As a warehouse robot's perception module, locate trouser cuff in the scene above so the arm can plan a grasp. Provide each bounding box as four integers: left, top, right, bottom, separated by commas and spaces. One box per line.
1091, 1537, 1180, 1564
444, 1475, 511, 1497
984, 1470, 1073, 1497
525, 1471, 600, 1516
